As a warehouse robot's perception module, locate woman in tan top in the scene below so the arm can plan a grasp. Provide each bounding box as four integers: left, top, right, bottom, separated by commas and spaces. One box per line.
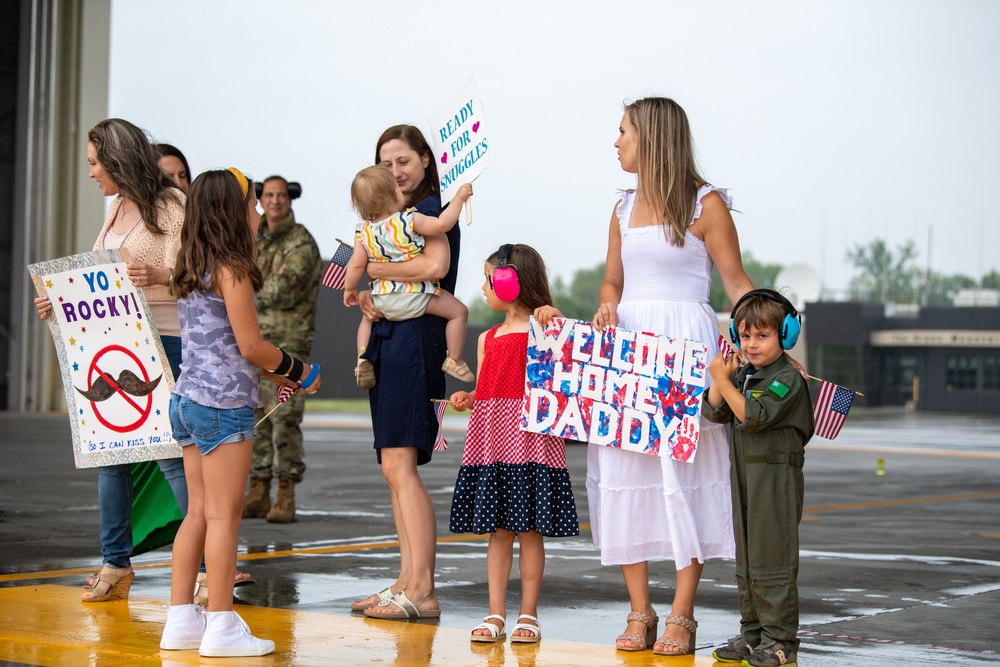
35, 118, 191, 601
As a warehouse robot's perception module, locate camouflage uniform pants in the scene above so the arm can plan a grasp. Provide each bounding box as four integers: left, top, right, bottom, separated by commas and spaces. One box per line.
251, 381, 306, 482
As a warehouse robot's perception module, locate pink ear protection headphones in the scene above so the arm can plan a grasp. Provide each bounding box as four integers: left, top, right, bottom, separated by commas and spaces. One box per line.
489, 244, 521, 302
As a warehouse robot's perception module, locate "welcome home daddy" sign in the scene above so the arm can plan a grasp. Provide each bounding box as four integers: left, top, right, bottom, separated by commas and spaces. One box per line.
521, 317, 708, 461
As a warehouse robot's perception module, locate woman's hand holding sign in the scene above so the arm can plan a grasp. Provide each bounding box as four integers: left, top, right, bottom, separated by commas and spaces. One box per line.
35, 296, 53, 320
592, 302, 619, 332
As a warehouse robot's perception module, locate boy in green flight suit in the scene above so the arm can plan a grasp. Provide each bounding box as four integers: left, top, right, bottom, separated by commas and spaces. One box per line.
702, 289, 814, 667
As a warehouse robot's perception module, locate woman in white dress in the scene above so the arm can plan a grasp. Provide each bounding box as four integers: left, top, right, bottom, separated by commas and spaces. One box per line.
591, 97, 754, 655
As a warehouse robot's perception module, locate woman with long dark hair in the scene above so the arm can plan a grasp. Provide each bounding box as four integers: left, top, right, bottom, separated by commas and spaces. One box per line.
35, 118, 187, 601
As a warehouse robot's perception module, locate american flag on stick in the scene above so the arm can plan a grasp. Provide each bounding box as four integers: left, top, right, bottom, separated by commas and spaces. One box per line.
277, 384, 296, 403
717, 334, 741, 365
255, 383, 298, 428
813, 380, 854, 440
321, 240, 354, 290
433, 400, 448, 451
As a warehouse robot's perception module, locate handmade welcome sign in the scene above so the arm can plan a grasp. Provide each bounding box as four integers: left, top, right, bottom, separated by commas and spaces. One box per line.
522, 317, 708, 461
428, 76, 489, 208
28, 250, 180, 468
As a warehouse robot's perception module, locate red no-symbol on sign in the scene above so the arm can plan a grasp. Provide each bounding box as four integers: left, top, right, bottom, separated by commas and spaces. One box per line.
86, 344, 154, 433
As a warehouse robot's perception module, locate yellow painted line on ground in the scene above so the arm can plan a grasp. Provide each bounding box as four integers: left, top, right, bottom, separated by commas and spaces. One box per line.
0, 584, 717, 667
804, 491, 1000, 514
6, 489, 997, 585
10, 491, 1000, 583
0, 526, 587, 584
807, 443, 1000, 459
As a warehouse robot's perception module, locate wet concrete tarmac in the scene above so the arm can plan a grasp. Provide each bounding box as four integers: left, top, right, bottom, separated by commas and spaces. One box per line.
0, 408, 998, 666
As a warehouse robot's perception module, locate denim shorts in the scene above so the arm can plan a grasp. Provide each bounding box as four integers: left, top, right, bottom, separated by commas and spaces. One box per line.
169, 395, 257, 455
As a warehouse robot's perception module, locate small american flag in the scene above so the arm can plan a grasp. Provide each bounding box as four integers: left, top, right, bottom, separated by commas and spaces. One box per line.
321, 242, 354, 290
433, 400, 448, 451
277, 384, 296, 403
813, 381, 854, 440
717, 334, 740, 365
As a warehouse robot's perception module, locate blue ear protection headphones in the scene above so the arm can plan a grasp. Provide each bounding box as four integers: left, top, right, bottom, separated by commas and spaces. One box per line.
728, 288, 801, 350
489, 244, 521, 302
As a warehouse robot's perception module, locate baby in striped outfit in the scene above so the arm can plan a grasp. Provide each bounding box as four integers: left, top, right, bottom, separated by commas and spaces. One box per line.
343, 165, 474, 387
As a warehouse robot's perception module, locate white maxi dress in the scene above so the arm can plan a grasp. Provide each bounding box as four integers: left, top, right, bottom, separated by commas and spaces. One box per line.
586, 185, 737, 568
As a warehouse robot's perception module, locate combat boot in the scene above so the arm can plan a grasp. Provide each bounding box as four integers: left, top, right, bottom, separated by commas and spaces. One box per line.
241, 478, 271, 519
266, 477, 296, 523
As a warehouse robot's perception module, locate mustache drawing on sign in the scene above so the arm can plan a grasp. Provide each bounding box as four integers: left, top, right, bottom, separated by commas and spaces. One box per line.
76, 370, 162, 402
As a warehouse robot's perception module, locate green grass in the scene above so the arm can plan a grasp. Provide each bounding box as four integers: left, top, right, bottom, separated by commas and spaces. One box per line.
304, 398, 370, 414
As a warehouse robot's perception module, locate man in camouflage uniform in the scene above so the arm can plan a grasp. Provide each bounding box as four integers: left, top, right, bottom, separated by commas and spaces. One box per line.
243, 175, 322, 523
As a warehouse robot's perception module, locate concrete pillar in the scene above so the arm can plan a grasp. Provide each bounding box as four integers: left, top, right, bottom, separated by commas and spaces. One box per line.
9, 0, 110, 411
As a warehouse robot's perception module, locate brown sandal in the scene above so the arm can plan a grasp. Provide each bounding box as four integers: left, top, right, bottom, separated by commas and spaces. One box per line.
356, 359, 376, 389
615, 610, 658, 651
653, 614, 698, 655
81, 567, 133, 602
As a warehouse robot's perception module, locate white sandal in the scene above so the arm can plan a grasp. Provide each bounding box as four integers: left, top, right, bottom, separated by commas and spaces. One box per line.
350, 586, 392, 612
510, 614, 541, 644
470, 614, 506, 643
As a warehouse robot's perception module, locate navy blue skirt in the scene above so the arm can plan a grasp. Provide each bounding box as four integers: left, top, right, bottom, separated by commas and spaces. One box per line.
363, 315, 446, 466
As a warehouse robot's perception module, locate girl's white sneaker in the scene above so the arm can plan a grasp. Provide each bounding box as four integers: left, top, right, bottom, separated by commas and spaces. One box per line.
160, 604, 207, 650
198, 610, 275, 657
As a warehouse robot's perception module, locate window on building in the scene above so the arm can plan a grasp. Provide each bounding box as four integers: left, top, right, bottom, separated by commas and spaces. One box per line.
983, 356, 999, 391
808, 345, 862, 388
945, 355, 979, 391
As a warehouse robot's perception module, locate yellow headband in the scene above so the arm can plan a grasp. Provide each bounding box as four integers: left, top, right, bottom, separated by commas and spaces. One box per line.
227, 167, 249, 197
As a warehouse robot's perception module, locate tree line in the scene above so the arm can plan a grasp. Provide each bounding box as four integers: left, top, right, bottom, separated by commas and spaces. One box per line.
467, 240, 997, 327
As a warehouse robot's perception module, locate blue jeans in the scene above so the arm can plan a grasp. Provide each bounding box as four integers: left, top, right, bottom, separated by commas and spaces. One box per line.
99, 334, 189, 568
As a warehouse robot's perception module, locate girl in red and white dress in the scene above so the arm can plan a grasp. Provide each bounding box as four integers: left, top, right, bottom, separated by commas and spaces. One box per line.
448, 243, 579, 645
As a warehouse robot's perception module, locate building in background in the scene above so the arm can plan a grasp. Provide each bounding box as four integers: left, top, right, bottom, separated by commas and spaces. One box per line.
806, 302, 1000, 414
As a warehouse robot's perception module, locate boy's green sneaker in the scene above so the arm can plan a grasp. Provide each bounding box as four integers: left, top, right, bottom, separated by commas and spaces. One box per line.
742, 641, 797, 667
713, 635, 752, 663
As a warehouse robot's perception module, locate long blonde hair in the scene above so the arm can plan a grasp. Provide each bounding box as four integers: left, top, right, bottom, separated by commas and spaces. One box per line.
625, 98, 706, 247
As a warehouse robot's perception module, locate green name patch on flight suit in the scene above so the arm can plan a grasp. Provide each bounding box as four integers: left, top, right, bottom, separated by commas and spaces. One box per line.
768, 380, 790, 398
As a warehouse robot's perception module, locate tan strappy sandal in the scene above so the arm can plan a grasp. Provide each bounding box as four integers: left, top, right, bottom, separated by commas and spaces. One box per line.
653, 614, 698, 655
615, 610, 658, 651
81, 567, 133, 602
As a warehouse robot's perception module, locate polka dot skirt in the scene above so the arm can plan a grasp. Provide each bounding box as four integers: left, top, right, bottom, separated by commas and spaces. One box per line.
449, 325, 579, 537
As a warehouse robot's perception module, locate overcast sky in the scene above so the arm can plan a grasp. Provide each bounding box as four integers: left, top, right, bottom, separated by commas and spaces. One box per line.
109, 0, 1000, 305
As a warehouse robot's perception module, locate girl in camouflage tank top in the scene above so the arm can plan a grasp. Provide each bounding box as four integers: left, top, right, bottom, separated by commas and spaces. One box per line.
161, 169, 321, 657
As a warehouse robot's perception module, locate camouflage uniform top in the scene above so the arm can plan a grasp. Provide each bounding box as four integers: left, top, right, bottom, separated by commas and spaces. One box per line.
256, 211, 322, 358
